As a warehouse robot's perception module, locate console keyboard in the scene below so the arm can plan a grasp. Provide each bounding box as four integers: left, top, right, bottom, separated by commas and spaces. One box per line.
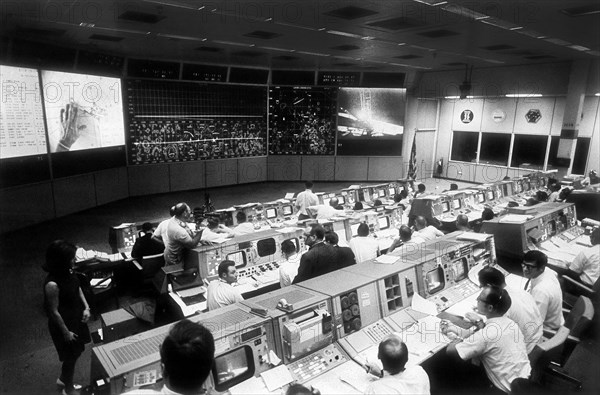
287, 344, 348, 384
363, 321, 394, 344
238, 262, 281, 278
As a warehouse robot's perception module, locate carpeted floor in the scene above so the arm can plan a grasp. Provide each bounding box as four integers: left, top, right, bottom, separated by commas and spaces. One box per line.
1, 178, 598, 394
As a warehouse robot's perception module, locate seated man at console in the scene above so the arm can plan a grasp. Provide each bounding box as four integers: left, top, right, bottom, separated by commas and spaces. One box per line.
308, 197, 345, 220
201, 217, 235, 242
126, 319, 215, 394
349, 223, 379, 263
279, 240, 301, 287
387, 225, 425, 253
562, 227, 599, 286
364, 335, 430, 395
522, 250, 564, 330
163, 203, 204, 266
455, 214, 471, 232
207, 260, 244, 310
477, 266, 543, 354
232, 211, 255, 236
324, 231, 356, 269
414, 216, 443, 241
132, 222, 165, 260
442, 286, 531, 394
293, 225, 337, 283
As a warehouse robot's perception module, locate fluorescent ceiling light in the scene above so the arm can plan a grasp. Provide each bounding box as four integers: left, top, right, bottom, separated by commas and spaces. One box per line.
213, 40, 255, 47
327, 30, 363, 39
544, 38, 571, 46
445, 96, 474, 99
259, 46, 295, 53
569, 45, 590, 51
296, 51, 330, 57
442, 4, 489, 20
413, 0, 448, 6
156, 33, 206, 41
595, 93, 600, 97
505, 93, 543, 98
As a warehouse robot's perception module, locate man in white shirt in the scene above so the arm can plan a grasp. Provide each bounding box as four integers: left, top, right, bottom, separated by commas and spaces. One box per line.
152, 205, 176, 245
349, 223, 379, 263
308, 197, 345, 220
162, 203, 203, 266
414, 216, 444, 241
295, 181, 318, 220
364, 334, 430, 395
566, 228, 599, 286
201, 217, 235, 243
387, 225, 425, 253
443, 287, 531, 394
232, 211, 255, 236
522, 250, 564, 331
477, 266, 543, 353
206, 260, 243, 310
279, 239, 301, 287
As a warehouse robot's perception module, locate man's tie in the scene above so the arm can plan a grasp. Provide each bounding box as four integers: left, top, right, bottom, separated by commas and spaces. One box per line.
524, 279, 531, 292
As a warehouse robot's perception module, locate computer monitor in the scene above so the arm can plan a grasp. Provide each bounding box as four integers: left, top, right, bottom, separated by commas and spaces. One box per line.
363, 189, 371, 202
212, 345, 255, 392
486, 190, 494, 201
378, 216, 390, 230
265, 208, 277, 219
477, 193, 485, 204
371, 190, 379, 199
425, 266, 444, 294
451, 258, 468, 282
441, 201, 450, 213
350, 223, 360, 237
452, 198, 461, 210
226, 251, 247, 268
282, 205, 293, 216
284, 237, 300, 253
388, 187, 396, 197
256, 238, 276, 257
504, 183, 513, 196
323, 198, 331, 207
338, 195, 345, 205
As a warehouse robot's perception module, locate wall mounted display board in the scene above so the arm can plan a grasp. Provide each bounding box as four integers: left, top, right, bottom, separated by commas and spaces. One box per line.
268, 86, 336, 155
337, 88, 405, 155
127, 79, 267, 164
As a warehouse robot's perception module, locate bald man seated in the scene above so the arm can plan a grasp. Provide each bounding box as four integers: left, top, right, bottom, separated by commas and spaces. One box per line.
364, 335, 430, 395
308, 197, 346, 220
456, 214, 471, 232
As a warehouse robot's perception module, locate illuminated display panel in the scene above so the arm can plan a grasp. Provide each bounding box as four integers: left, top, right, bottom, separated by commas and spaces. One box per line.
452, 199, 461, 210
212, 346, 254, 392
442, 201, 450, 213
378, 216, 390, 230
477, 193, 485, 203
226, 251, 247, 268
282, 205, 293, 216
265, 208, 277, 219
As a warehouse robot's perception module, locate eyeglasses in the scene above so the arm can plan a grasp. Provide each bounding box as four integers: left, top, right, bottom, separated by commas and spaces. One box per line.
521, 262, 538, 269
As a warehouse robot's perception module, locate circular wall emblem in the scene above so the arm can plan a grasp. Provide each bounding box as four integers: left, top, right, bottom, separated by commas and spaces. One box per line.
525, 109, 542, 123
460, 109, 474, 124
492, 109, 506, 123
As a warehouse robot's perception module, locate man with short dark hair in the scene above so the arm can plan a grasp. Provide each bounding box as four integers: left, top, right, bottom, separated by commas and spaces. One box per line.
126, 319, 215, 394
132, 222, 165, 259
201, 217, 235, 242
364, 335, 430, 394
233, 211, 255, 236
349, 223, 379, 263
442, 287, 531, 394
293, 225, 337, 283
295, 181, 318, 220
564, 227, 599, 286
477, 266, 542, 353
414, 216, 443, 241
324, 231, 356, 269
206, 260, 243, 310
522, 250, 564, 330
279, 240, 301, 287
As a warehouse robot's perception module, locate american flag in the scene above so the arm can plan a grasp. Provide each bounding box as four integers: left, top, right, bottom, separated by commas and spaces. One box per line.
407, 134, 417, 180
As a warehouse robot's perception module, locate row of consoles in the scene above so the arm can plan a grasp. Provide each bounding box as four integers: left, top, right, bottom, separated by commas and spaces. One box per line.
92, 231, 497, 394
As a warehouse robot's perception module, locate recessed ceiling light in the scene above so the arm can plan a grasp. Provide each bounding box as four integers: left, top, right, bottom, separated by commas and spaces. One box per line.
595, 93, 600, 97
510, 27, 523, 31
505, 93, 543, 98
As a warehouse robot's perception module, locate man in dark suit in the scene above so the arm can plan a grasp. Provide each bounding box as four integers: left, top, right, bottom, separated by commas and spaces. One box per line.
325, 231, 356, 269
293, 225, 337, 284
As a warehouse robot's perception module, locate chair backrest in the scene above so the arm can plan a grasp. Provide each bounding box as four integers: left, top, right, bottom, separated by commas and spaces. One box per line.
564, 296, 594, 338
140, 253, 166, 277
528, 325, 570, 383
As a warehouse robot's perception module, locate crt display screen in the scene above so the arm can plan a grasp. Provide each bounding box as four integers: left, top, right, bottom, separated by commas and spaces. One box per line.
351, 223, 360, 237
226, 251, 247, 268
257, 238, 276, 257
389, 187, 396, 196
477, 193, 485, 203
425, 266, 444, 294
442, 201, 450, 213
285, 237, 300, 252
338, 195, 345, 205
378, 216, 390, 230
487, 191, 494, 201
212, 346, 254, 391
363, 189, 371, 201
265, 208, 277, 219
323, 198, 331, 207
282, 205, 293, 216
452, 258, 467, 281
452, 199, 461, 210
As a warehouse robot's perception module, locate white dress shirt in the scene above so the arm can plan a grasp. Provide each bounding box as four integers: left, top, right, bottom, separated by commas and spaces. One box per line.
279, 254, 301, 287
569, 245, 600, 286
505, 286, 543, 353
349, 236, 379, 263
529, 269, 564, 330
206, 279, 243, 310
365, 365, 430, 395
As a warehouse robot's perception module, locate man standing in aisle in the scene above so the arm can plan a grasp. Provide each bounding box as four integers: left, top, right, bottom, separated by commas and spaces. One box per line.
293, 225, 337, 283
295, 181, 319, 221
163, 203, 203, 266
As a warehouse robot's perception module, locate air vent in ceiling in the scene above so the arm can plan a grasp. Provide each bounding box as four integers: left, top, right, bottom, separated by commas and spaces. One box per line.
243, 31, 282, 39
525, 55, 556, 60
561, 4, 600, 17
418, 29, 459, 38
232, 51, 264, 57
366, 17, 425, 30
481, 44, 515, 51
272, 55, 299, 61
118, 11, 165, 24
89, 34, 124, 42
195, 46, 223, 52
323, 6, 378, 20
331, 45, 360, 51
395, 54, 422, 59
16, 26, 66, 37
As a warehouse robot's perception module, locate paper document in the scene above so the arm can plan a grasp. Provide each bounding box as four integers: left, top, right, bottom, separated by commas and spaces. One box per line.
499, 214, 532, 223
456, 232, 489, 242
260, 364, 294, 392
229, 376, 272, 395
375, 254, 399, 264
339, 366, 377, 393
284, 193, 295, 199
411, 293, 439, 316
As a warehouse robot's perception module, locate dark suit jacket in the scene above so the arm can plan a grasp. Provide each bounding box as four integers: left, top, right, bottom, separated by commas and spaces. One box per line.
293, 242, 338, 284
335, 246, 356, 269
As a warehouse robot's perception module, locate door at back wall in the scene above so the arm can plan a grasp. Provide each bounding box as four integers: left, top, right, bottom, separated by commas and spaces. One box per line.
415, 130, 435, 180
